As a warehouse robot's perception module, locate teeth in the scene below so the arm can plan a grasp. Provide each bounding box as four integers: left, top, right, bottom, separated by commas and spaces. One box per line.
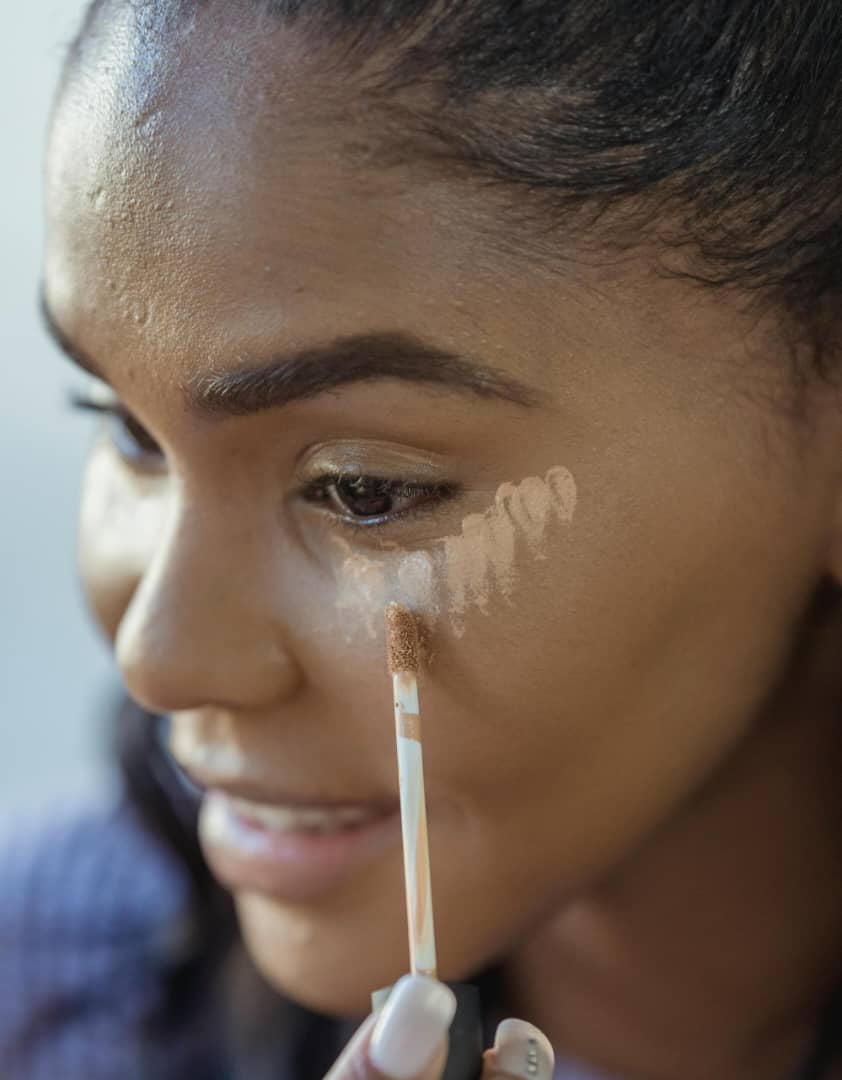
230, 797, 378, 833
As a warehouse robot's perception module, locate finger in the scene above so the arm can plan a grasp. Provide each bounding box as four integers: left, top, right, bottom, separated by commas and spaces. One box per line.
481, 1018, 555, 1080
325, 974, 456, 1080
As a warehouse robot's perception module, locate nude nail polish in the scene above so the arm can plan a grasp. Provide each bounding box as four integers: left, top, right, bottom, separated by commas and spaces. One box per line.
369, 974, 457, 1079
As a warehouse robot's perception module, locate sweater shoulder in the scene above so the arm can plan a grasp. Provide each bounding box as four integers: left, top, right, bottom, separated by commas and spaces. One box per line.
0, 793, 190, 947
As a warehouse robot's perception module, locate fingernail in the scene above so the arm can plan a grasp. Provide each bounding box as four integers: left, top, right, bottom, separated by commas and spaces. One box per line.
369, 974, 457, 1079
494, 1018, 555, 1079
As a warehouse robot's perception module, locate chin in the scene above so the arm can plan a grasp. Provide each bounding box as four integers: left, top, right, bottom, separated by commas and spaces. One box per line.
233, 875, 507, 1017
233, 883, 417, 1017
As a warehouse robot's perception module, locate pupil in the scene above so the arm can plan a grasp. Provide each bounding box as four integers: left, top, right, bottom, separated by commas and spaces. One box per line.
338, 476, 393, 517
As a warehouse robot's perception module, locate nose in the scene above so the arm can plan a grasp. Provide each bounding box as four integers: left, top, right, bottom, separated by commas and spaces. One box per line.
116, 495, 303, 713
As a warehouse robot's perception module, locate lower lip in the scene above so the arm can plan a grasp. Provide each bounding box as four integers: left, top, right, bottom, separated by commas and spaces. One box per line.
199, 790, 402, 903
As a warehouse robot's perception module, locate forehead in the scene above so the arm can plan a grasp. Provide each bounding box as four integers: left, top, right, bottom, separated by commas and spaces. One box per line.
44, 1, 761, 421
45, 4, 527, 379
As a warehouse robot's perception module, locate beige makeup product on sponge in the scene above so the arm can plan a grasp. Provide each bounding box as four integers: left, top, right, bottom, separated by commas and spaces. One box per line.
372, 603, 483, 1080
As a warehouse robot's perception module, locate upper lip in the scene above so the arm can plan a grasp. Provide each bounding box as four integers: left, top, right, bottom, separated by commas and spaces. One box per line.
177, 761, 399, 814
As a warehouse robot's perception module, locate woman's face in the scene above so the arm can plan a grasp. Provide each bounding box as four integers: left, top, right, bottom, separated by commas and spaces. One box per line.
45, 6, 842, 1014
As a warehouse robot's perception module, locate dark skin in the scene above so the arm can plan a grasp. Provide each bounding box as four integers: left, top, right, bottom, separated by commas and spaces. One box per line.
44, 4, 842, 1078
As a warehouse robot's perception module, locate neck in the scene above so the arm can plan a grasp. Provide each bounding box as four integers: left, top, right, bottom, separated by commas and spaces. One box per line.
506, 582, 842, 1080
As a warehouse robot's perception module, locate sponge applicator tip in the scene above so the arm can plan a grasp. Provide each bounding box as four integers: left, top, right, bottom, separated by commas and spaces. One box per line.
385, 602, 420, 675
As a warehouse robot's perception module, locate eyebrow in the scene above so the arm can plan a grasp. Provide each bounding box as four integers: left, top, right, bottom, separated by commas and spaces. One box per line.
40, 291, 542, 416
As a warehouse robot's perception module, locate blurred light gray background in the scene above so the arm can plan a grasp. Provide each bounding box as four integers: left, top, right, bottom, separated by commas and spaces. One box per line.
1, 1, 117, 820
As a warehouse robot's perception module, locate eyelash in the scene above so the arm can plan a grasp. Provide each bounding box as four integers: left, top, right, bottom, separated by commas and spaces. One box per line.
302, 473, 458, 530
68, 392, 458, 528
69, 392, 163, 466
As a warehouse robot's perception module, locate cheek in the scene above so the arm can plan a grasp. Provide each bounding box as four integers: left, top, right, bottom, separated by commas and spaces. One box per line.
77, 442, 171, 641
419, 441, 823, 891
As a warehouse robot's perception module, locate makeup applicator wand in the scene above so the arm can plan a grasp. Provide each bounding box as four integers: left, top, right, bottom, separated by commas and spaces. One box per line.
371, 603, 483, 1080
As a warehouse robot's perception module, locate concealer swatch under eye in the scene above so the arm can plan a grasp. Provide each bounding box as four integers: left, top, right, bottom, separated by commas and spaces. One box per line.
332, 466, 576, 640
333, 541, 438, 641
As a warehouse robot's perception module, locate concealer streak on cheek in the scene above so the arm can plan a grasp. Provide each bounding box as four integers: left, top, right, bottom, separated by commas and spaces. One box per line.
332, 466, 577, 642
442, 466, 577, 636
333, 546, 387, 640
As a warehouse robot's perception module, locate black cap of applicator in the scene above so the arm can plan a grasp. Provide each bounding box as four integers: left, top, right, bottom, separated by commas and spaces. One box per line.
371, 981, 483, 1080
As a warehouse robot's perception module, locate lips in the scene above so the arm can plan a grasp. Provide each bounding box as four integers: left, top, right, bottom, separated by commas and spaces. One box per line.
228, 796, 385, 832
197, 785, 402, 903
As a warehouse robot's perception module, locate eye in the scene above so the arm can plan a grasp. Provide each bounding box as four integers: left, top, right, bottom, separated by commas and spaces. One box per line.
303, 473, 455, 526
69, 388, 165, 469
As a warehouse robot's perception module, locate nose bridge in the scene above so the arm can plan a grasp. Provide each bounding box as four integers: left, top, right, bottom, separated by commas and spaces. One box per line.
116, 485, 301, 713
